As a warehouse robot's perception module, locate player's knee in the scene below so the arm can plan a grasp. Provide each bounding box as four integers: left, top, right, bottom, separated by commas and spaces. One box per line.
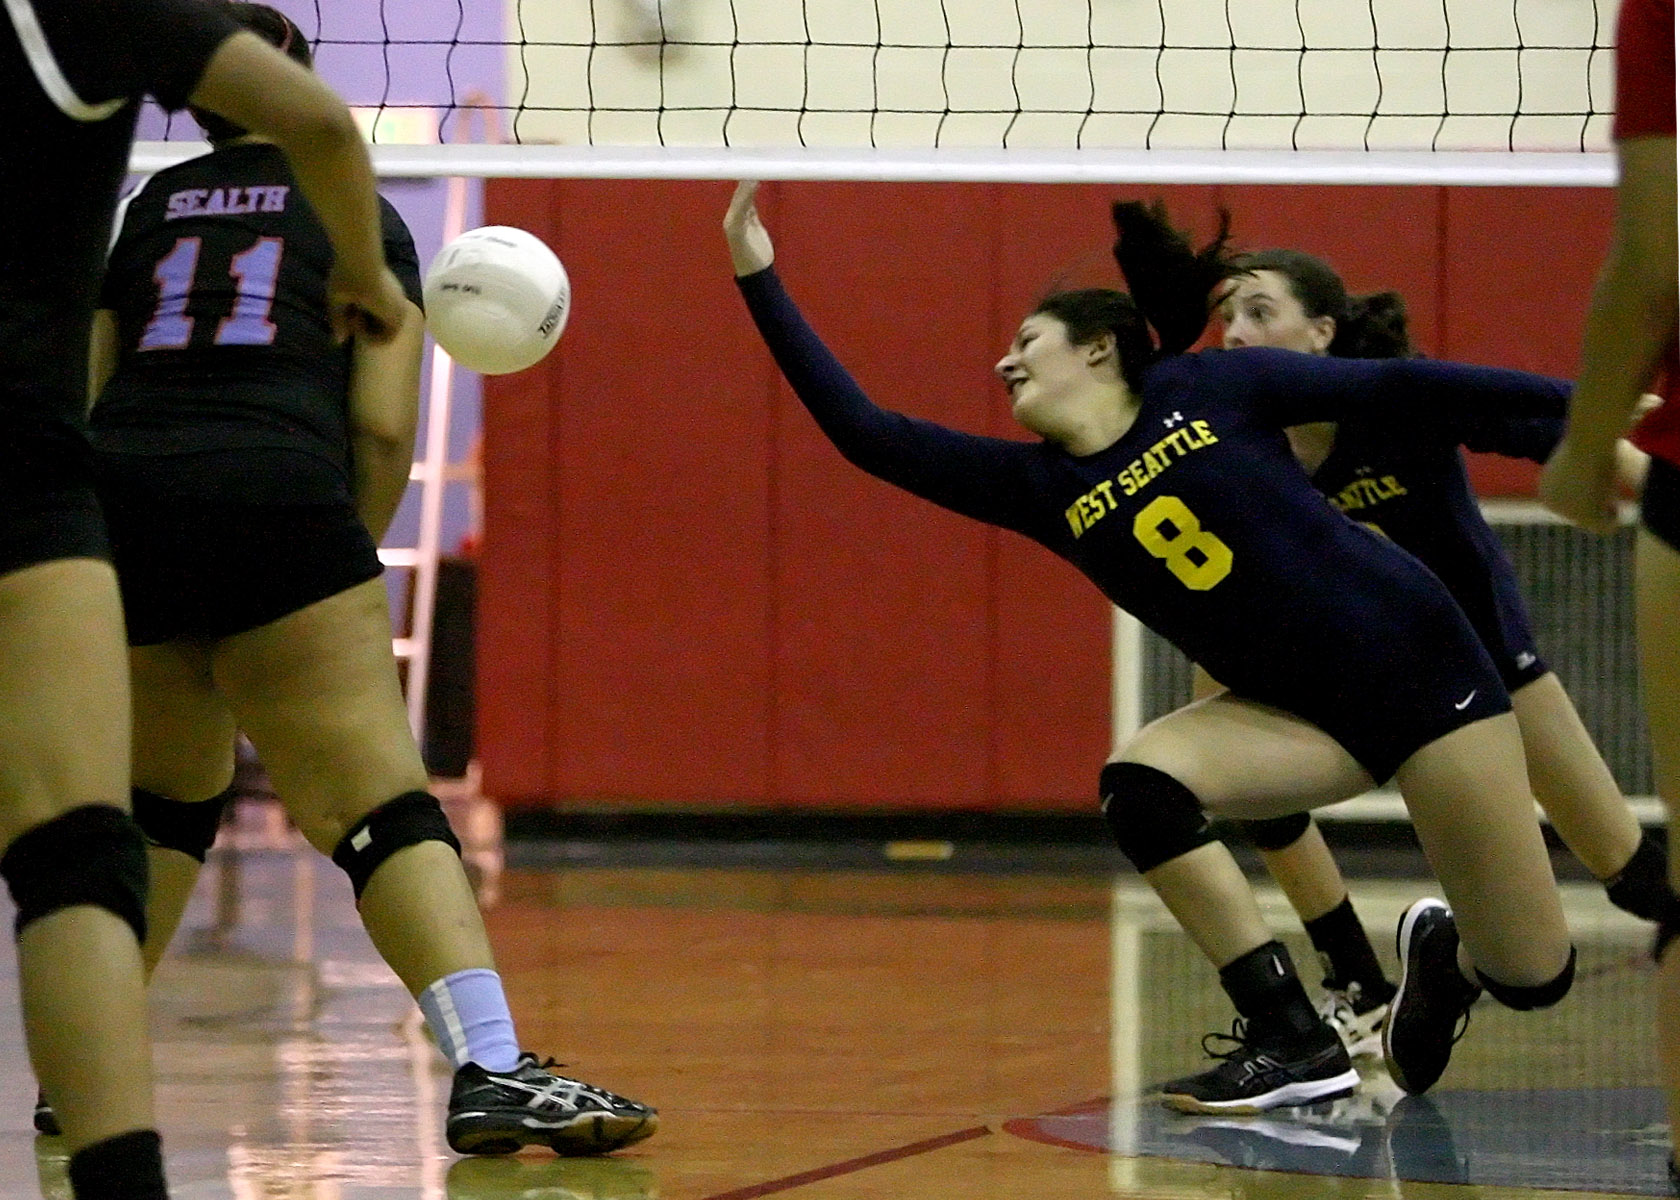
1239, 813, 1312, 852
1099, 761, 1215, 874
0, 806, 148, 942
330, 791, 461, 899
1476, 946, 1576, 1011
131, 786, 231, 863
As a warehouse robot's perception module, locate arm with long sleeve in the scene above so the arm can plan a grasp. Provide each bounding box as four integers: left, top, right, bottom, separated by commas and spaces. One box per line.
736, 268, 1049, 537
1229, 347, 1571, 429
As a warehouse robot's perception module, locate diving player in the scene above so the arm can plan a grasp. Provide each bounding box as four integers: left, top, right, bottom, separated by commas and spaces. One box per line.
724, 180, 1577, 1113
69, 1, 656, 1161
1205, 249, 1671, 1061
0, 1, 404, 1195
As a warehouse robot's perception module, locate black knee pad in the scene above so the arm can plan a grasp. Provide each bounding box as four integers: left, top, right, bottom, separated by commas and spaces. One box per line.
0, 806, 148, 941
1477, 945, 1576, 1011
1239, 812, 1313, 852
1099, 762, 1215, 874
1606, 827, 1676, 923
131, 786, 231, 863
331, 791, 461, 899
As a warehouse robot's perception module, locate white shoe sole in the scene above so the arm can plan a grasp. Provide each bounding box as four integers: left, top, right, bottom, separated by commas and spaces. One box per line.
1160, 1067, 1361, 1115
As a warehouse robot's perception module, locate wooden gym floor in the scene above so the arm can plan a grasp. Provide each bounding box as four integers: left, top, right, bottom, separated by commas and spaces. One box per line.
0, 797, 1666, 1199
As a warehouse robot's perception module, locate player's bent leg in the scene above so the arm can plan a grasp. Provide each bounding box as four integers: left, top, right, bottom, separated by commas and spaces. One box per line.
128, 641, 240, 978
1102, 709, 1364, 1109
1384, 719, 1573, 1097
1511, 672, 1645, 883
212, 578, 427, 839
1393, 715, 1573, 987
216, 580, 658, 1153
1246, 817, 1395, 1058
0, 560, 163, 1168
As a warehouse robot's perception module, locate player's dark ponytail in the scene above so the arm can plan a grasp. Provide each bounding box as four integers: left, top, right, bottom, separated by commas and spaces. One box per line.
1235, 248, 1415, 360
1111, 198, 1240, 363
192, 4, 315, 145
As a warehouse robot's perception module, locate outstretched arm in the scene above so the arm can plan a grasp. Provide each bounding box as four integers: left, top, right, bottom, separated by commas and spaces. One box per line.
724, 182, 1051, 539
1230, 347, 1572, 430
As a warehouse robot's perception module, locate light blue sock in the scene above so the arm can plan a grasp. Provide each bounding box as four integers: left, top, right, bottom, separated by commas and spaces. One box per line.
416, 968, 521, 1073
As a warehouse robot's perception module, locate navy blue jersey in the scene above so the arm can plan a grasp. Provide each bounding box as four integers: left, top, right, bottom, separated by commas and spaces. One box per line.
1312, 410, 1563, 688
92, 142, 423, 496
738, 268, 1572, 779
0, 0, 235, 449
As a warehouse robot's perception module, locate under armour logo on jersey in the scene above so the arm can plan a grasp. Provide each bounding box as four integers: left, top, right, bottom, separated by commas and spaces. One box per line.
1515, 652, 1537, 669
1162, 411, 1185, 427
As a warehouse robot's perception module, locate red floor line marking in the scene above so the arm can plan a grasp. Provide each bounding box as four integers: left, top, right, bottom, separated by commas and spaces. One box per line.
696, 1125, 994, 1200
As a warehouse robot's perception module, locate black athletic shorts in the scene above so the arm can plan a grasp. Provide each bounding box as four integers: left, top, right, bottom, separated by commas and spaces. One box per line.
0, 413, 108, 577
1643, 455, 1680, 554
96, 450, 381, 646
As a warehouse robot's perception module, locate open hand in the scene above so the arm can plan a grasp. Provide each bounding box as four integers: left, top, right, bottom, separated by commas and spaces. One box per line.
724, 181, 775, 277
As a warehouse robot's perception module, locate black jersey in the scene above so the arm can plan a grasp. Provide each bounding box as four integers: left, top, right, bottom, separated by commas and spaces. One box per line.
1311, 411, 1562, 686
738, 268, 1572, 779
0, 0, 235, 441
91, 142, 424, 492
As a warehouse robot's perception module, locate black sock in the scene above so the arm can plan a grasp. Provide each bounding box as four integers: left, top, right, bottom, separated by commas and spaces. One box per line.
1606, 828, 1679, 923
68, 1129, 167, 1200
1218, 940, 1328, 1046
1304, 896, 1395, 1005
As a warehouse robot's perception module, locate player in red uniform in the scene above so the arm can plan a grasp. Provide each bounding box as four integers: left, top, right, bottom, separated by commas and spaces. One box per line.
1539, 0, 1678, 1189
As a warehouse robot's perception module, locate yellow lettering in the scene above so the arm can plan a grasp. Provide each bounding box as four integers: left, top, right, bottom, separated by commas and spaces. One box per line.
1093, 480, 1117, 511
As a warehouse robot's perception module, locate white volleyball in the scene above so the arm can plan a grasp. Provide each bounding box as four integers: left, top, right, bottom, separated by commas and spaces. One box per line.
422, 226, 570, 375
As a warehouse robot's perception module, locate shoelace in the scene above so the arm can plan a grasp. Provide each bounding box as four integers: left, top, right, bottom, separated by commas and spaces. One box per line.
1199, 1017, 1262, 1062
514, 1056, 638, 1107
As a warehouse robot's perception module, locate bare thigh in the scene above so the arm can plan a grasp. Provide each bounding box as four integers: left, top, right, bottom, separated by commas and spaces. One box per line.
1394, 713, 1572, 984
130, 642, 238, 802
1116, 693, 1374, 817
0, 559, 129, 843
210, 577, 427, 854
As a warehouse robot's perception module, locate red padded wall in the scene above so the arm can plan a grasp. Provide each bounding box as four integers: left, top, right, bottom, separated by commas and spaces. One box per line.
479, 179, 1612, 810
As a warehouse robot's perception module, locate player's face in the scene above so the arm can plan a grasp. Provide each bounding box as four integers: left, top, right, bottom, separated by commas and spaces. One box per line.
995, 313, 1105, 435
1218, 271, 1334, 355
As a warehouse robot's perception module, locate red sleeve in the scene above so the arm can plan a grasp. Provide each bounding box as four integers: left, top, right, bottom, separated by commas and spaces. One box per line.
1614, 0, 1677, 141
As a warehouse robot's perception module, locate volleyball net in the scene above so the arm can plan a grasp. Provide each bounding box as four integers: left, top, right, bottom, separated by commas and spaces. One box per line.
133, 1, 1647, 803
132, 0, 1619, 184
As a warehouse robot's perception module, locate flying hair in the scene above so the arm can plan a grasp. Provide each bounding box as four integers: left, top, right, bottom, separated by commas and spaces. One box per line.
1111, 199, 1241, 358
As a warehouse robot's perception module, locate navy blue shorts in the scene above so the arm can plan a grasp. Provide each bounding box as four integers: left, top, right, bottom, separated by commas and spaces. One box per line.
96, 452, 381, 646
1644, 455, 1680, 554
